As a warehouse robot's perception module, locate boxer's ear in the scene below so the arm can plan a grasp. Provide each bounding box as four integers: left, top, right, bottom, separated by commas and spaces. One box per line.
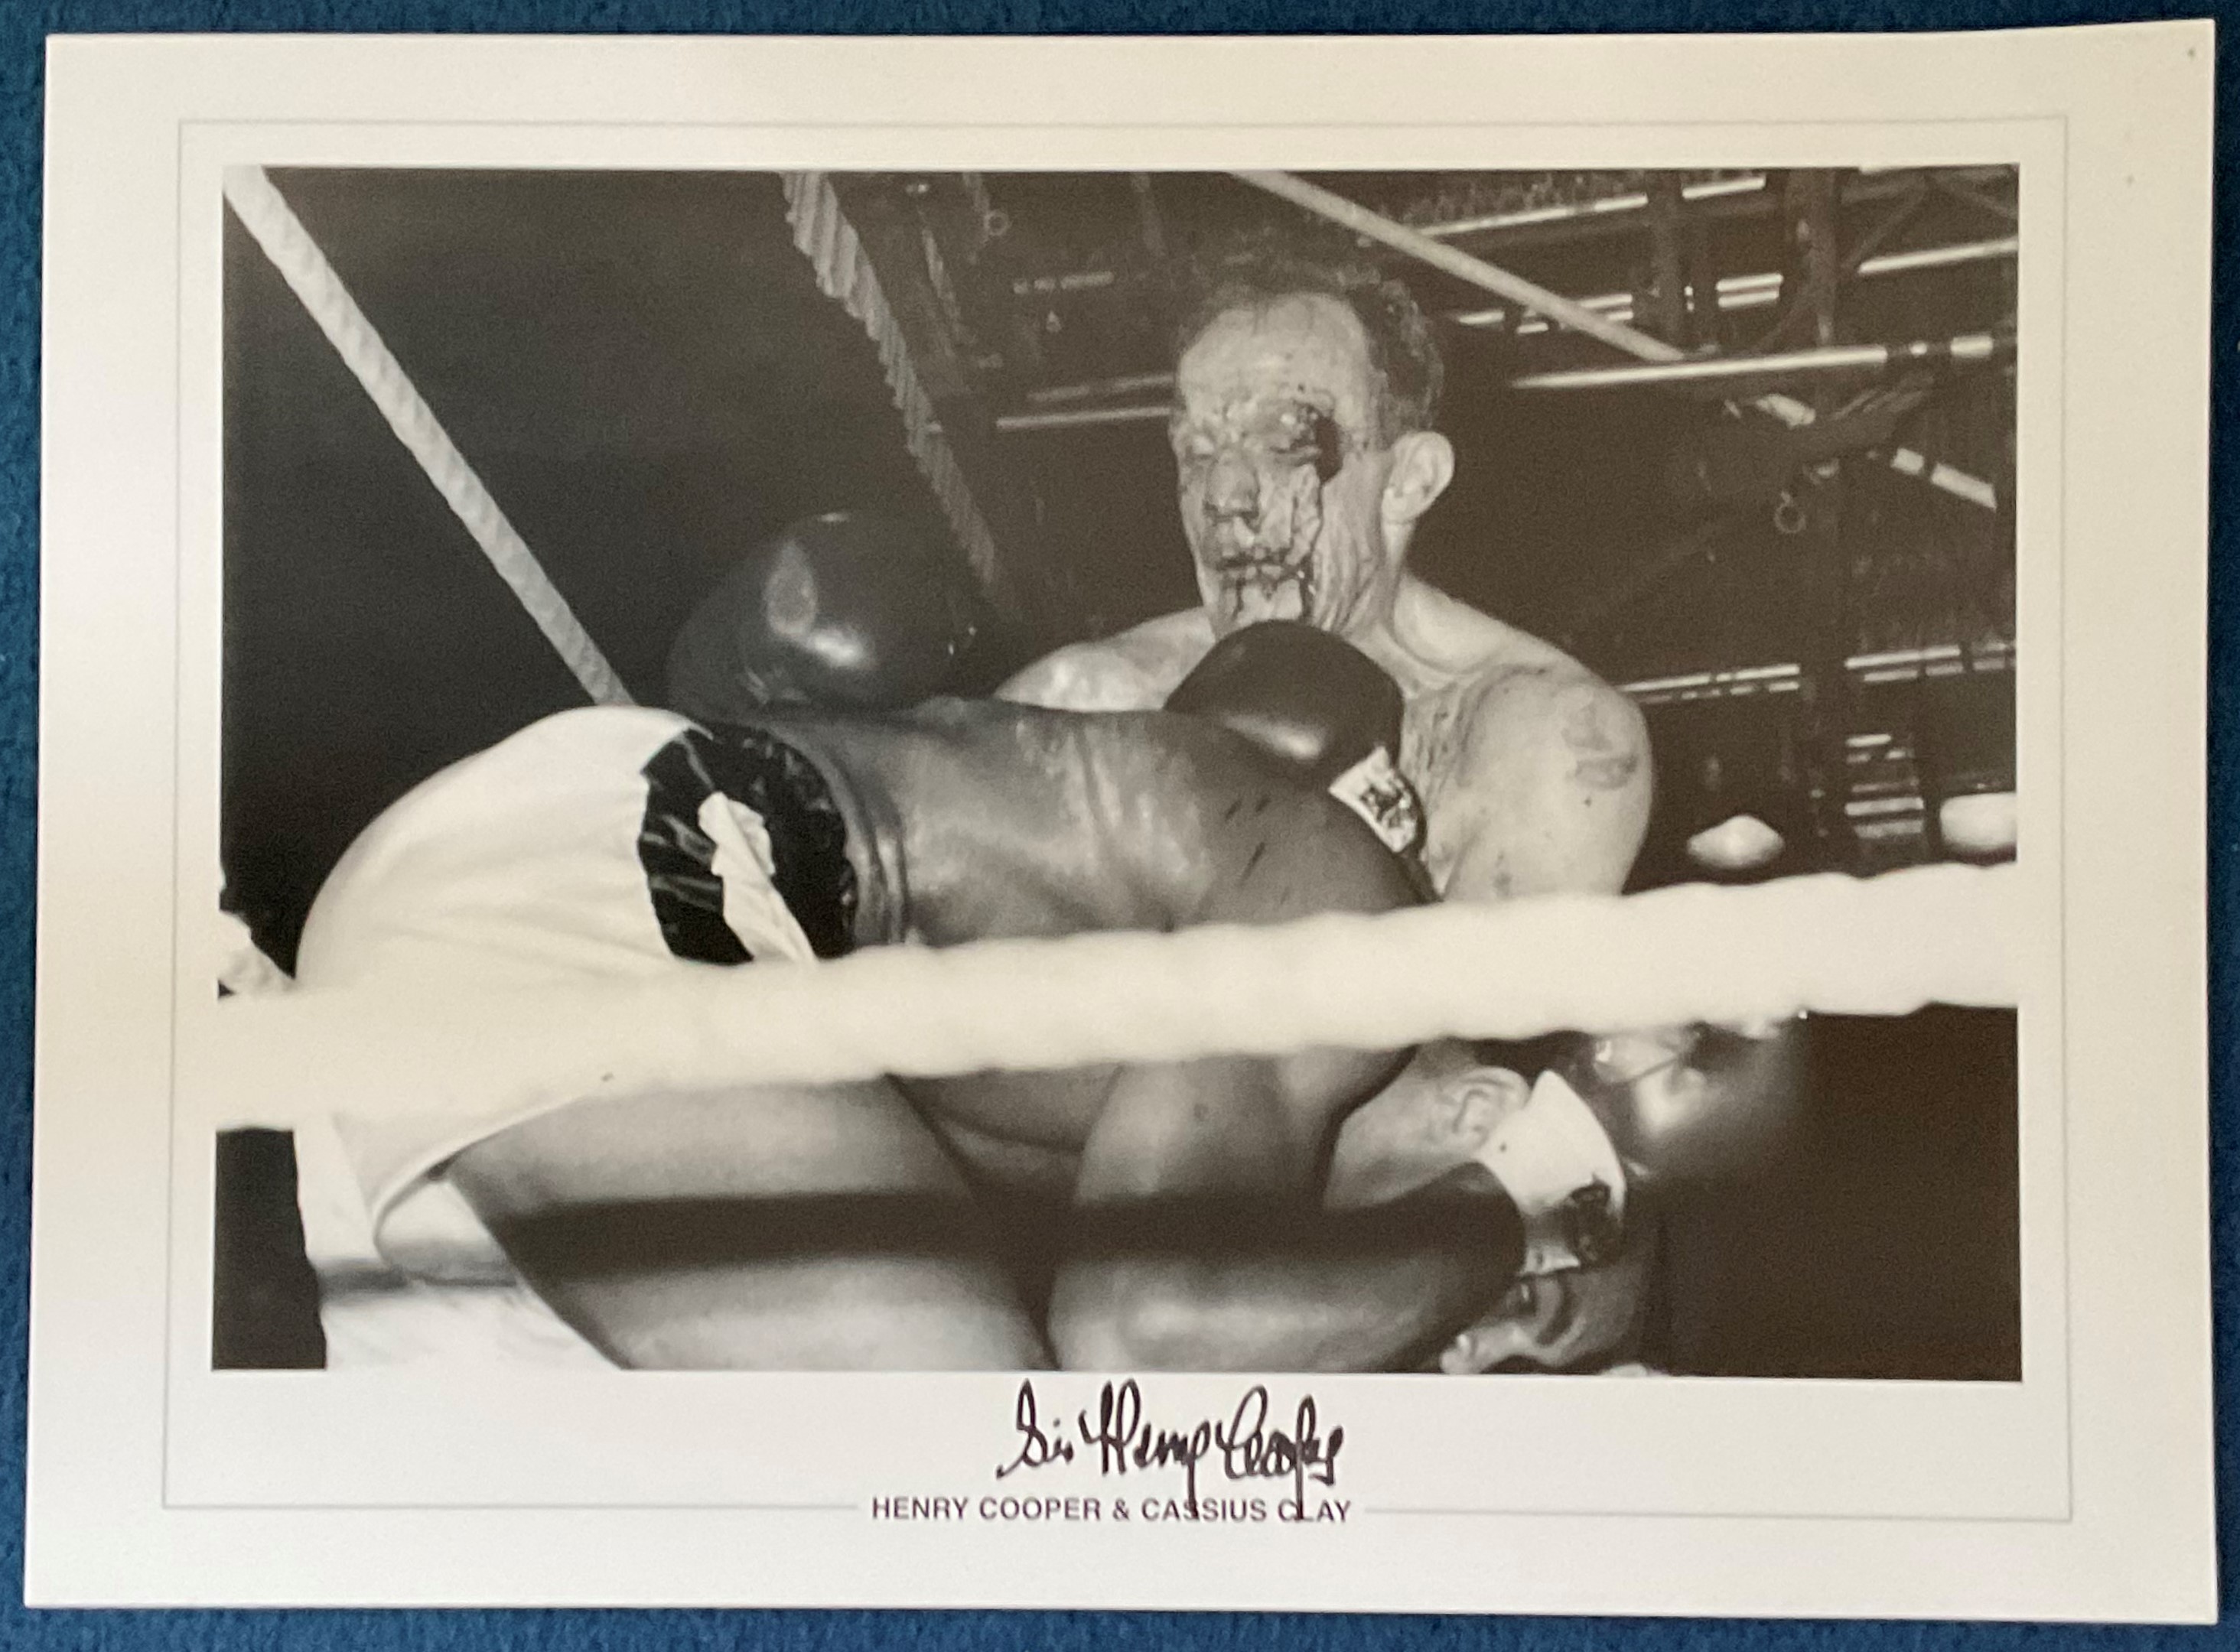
1381, 430, 1454, 525
1446, 1065, 1530, 1150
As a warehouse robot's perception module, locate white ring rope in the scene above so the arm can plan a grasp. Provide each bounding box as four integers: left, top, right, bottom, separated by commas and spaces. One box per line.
223, 167, 633, 708
203, 863, 2017, 1136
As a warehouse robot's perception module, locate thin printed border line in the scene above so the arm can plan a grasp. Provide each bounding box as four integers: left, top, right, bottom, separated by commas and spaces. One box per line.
161, 118, 2069, 1524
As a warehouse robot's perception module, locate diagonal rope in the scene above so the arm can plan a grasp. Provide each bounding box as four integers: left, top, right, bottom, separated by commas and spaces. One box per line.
223, 167, 633, 707
780, 172, 1009, 596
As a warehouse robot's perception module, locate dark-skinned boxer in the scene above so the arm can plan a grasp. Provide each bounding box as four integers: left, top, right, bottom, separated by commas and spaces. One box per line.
296, 606, 1630, 1371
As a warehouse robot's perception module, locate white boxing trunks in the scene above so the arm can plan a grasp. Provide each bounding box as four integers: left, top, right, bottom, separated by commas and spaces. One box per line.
290, 705, 862, 1366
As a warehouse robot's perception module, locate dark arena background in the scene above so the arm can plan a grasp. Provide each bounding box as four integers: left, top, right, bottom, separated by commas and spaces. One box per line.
220, 167, 2020, 1379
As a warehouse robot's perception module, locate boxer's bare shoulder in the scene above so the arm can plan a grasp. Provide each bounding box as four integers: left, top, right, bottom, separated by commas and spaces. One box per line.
1387, 579, 1650, 900
998, 609, 1216, 712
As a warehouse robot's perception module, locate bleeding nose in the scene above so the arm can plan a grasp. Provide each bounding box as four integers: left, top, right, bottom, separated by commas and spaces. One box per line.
1203, 450, 1262, 522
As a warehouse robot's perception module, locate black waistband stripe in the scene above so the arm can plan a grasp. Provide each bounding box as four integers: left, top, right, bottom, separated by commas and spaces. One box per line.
636, 724, 861, 965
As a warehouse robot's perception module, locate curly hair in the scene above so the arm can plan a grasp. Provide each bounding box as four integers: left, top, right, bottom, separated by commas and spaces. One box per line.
1170, 233, 1444, 446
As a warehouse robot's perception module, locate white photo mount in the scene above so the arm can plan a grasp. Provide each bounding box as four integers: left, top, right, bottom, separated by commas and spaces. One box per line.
31, 25, 2216, 1618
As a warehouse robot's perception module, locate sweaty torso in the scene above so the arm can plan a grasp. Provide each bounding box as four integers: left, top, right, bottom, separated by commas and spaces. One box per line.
1000, 579, 1624, 896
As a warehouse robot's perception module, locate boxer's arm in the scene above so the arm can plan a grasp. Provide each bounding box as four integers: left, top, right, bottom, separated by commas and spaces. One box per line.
1047, 661, 1649, 1369
1048, 1055, 1526, 1372
1257, 670, 1643, 1365
449, 1079, 1049, 1371
1440, 670, 1651, 901
1047, 786, 1519, 1372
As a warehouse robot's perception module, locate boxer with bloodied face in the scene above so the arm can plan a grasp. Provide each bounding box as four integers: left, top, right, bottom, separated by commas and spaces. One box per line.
1001, 244, 1678, 1369
1170, 293, 1412, 640
1007, 245, 1654, 904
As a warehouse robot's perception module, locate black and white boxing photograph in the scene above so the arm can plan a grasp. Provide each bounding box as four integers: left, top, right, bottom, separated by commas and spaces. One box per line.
211, 164, 2023, 1380
33, 24, 2220, 1618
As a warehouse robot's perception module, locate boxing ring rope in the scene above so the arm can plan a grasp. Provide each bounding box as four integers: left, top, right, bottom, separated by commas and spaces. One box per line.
203, 863, 2017, 1135
210, 173, 2017, 1151
1232, 171, 2001, 514
780, 173, 1010, 600
222, 167, 635, 708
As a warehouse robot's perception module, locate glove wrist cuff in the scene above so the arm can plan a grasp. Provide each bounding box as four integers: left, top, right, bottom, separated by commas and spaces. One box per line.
1327, 746, 1424, 856
1471, 1069, 1628, 1275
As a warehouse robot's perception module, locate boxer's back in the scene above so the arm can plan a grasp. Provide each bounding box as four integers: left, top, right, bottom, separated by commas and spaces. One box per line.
299, 694, 1421, 1240
769, 697, 1423, 1184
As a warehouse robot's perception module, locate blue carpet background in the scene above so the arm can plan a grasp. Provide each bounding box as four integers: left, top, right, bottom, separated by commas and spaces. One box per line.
2, 0, 2229, 1644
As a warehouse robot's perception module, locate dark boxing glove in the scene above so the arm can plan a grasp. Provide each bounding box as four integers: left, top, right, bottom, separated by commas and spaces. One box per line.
666, 510, 980, 720
1166, 620, 1425, 857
